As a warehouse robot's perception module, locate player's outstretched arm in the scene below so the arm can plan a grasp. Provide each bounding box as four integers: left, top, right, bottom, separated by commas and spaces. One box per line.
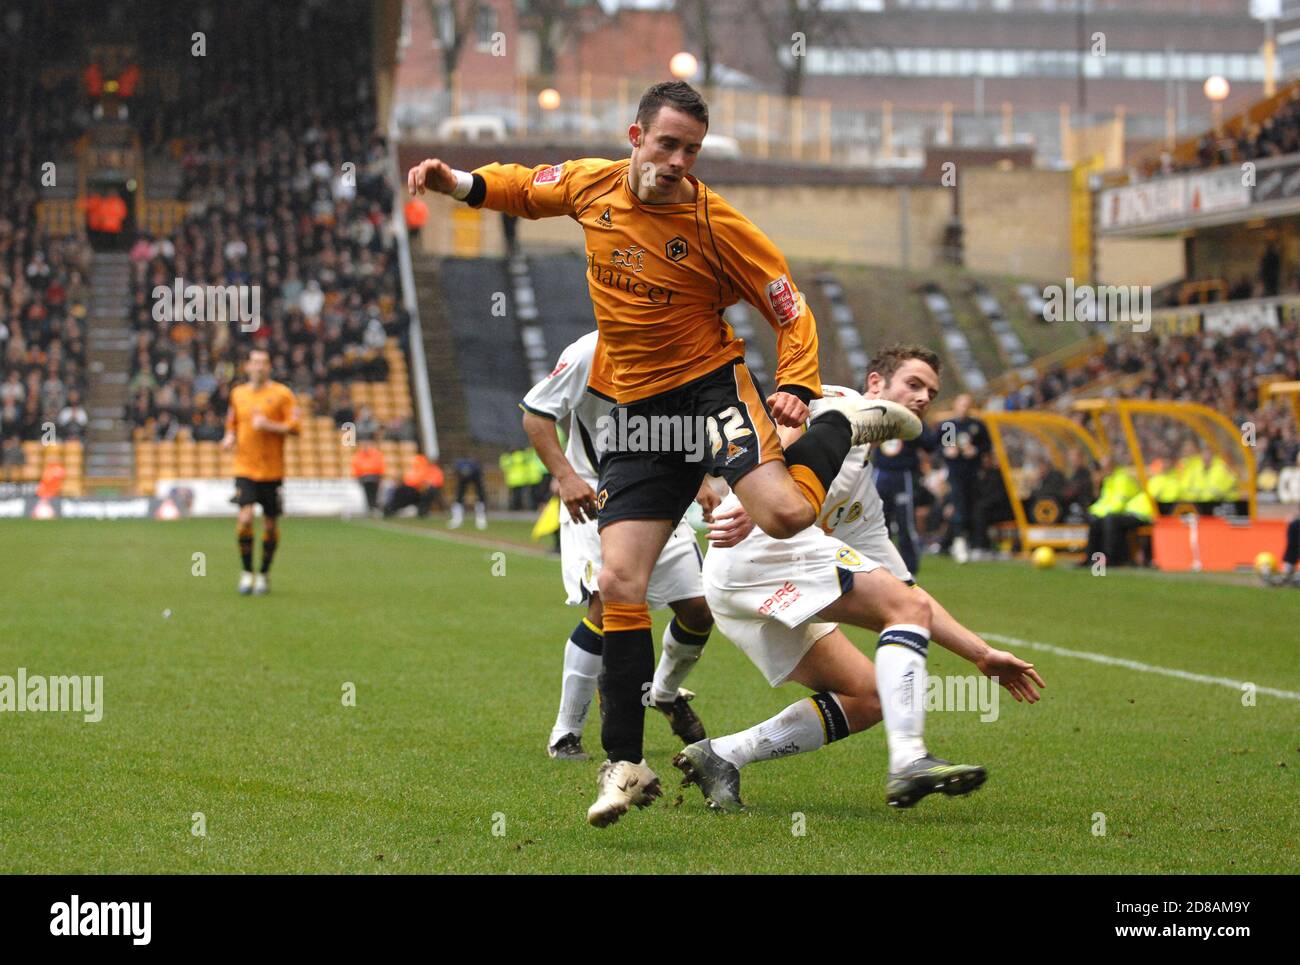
407, 158, 459, 196
410, 156, 590, 220
916, 586, 1045, 702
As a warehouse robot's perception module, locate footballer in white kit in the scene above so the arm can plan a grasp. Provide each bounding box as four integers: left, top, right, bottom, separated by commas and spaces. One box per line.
521, 331, 716, 761
683, 347, 1045, 811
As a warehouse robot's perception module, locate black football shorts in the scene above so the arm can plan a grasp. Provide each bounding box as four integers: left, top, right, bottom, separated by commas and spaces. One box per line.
234, 477, 283, 518
596, 359, 784, 530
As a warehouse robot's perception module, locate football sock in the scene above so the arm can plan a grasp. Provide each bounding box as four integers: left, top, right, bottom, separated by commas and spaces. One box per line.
598, 601, 654, 764
783, 410, 853, 515
550, 618, 604, 746
260, 522, 279, 574
650, 615, 711, 704
237, 523, 254, 573
875, 624, 931, 772
711, 692, 850, 769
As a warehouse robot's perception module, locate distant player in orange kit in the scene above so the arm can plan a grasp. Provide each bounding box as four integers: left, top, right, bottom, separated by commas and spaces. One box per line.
222, 348, 300, 595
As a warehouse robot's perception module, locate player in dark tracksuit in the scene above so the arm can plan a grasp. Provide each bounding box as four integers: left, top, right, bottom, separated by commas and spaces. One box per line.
871, 427, 937, 576
939, 396, 992, 554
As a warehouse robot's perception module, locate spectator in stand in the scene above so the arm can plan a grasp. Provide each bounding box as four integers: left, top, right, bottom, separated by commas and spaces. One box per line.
1, 434, 23, 479
193, 410, 225, 442
1260, 241, 1281, 298
351, 438, 386, 515
383, 452, 444, 518
36, 460, 66, 500
56, 389, 87, 440
404, 196, 428, 243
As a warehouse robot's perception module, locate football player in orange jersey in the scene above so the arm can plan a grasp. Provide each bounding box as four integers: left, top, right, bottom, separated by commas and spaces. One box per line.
409, 81, 920, 827
222, 348, 300, 595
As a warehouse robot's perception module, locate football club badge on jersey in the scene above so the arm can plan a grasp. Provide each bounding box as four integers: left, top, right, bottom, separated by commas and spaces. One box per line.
836, 546, 862, 567
597, 206, 613, 227
725, 442, 749, 465
534, 163, 564, 184
766, 275, 800, 326
595, 488, 608, 510
665, 236, 688, 262
612, 246, 644, 273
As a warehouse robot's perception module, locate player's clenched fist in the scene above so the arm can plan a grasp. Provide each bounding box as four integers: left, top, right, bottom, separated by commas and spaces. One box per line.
766, 391, 809, 428
407, 158, 457, 196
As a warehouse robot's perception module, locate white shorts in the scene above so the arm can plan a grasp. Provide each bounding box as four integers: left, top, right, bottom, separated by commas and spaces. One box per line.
560, 515, 704, 610
703, 524, 884, 686
833, 521, 914, 585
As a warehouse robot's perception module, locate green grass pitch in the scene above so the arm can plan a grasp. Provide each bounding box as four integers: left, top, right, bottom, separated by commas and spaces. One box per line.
2, 516, 1296, 873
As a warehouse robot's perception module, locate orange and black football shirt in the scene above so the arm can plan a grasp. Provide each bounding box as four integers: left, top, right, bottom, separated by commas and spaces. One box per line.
225, 380, 300, 481
470, 157, 821, 405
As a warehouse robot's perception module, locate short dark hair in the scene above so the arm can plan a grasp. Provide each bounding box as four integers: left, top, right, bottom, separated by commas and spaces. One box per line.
867, 345, 942, 385
636, 81, 709, 132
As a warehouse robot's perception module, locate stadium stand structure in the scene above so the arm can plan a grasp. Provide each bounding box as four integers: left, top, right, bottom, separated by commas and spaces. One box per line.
1, 5, 90, 493
62, 0, 426, 497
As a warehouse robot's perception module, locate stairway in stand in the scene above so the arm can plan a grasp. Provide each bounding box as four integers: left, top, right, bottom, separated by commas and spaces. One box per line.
84, 251, 134, 494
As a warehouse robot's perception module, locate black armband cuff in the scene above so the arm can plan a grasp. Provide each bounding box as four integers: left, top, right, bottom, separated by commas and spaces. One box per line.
464, 173, 486, 207
776, 384, 814, 406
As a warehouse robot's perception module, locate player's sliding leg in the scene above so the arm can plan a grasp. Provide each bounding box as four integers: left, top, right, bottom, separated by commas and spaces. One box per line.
236, 505, 256, 595
675, 627, 881, 811
586, 518, 673, 828
818, 569, 986, 808
651, 596, 712, 744
733, 401, 923, 540
548, 595, 603, 761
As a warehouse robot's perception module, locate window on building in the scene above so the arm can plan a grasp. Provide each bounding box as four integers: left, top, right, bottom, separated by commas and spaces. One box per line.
475, 5, 498, 47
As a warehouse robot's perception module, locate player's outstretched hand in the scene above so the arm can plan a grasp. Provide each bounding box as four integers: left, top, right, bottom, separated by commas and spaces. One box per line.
977, 647, 1046, 703
558, 472, 599, 524
707, 505, 754, 548
766, 391, 809, 428
407, 158, 457, 196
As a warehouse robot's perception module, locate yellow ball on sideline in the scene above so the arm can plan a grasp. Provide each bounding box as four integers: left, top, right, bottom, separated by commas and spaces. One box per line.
1254, 551, 1278, 576
1031, 546, 1057, 569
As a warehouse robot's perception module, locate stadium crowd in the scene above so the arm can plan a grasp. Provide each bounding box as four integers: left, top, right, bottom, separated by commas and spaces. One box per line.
1136, 85, 1300, 180
124, 1, 412, 445
1, 5, 90, 462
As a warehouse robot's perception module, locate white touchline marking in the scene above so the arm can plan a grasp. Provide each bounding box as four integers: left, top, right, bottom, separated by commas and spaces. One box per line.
351, 518, 559, 558
979, 632, 1300, 702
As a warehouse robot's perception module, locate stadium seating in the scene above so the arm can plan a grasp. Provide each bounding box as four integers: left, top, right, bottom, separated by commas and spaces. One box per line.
109, 0, 424, 497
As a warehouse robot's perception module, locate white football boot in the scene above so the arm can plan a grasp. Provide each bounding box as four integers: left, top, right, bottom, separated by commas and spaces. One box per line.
253, 573, 269, 595
586, 759, 662, 828
448, 503, 464, 529
474, 502, 487, 530
814, 396, 923, 446
238, 571, 255, 595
